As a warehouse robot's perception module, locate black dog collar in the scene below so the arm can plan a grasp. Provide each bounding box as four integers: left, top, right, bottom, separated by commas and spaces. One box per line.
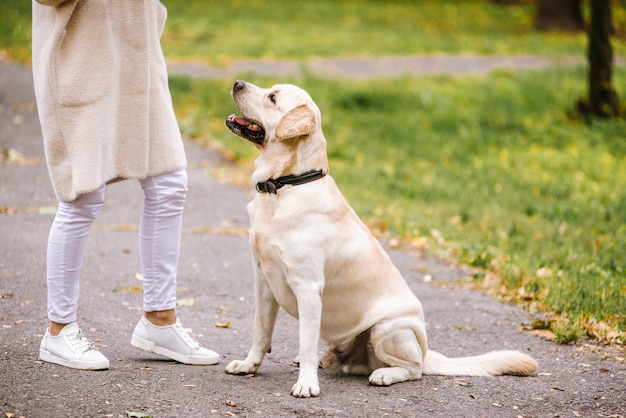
256, 169, 325, 194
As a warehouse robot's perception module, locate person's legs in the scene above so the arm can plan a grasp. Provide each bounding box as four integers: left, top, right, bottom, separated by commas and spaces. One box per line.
138, 169, 187, 317
40, 185, 110, 370
46, 185, 105, 328
131, 169, 219, 365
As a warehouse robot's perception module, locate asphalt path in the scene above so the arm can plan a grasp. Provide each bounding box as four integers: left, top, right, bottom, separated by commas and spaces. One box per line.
1, 57, 624, 418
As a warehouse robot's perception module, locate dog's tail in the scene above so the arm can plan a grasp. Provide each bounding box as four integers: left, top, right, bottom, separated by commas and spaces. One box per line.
422, 349, 537, 377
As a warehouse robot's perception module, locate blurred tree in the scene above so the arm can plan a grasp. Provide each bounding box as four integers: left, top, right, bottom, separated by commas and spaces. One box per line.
530, 0, 620, 117
582, 0, 621, 117
533, 0, 585, 31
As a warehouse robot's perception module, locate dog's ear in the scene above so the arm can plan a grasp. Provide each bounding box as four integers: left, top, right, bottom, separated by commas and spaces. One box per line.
275, 105, 316, 140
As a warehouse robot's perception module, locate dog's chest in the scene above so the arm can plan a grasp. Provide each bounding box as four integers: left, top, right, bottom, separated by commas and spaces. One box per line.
247, 195, 325, 311
248, 218, 302, 317
247, 197, 290, 269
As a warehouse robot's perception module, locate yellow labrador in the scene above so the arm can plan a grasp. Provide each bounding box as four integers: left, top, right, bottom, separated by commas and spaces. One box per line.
224, 80, 537, 398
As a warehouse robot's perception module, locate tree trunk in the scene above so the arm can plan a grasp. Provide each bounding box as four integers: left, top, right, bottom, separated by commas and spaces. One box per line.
587, 0, 619, 117
534, 0, 585, 32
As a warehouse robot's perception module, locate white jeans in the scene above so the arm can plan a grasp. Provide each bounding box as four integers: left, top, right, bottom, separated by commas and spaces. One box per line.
46, 169, 188, 323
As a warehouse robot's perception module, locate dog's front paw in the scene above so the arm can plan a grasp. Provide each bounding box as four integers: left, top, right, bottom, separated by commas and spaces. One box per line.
225, 359, 259, 375
290, 378, 320, 398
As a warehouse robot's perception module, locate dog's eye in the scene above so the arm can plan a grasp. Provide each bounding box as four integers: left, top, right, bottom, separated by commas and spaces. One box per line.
268, 93, 277, 104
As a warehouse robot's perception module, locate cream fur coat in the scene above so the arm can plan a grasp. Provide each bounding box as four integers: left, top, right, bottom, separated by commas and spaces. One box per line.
32, 0, 186, 202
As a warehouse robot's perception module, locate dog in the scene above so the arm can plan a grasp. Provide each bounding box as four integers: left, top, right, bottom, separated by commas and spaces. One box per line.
224, 80, 537, 398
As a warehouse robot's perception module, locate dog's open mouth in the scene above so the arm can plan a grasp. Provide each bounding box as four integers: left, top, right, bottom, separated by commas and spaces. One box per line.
226, 114, 266, 145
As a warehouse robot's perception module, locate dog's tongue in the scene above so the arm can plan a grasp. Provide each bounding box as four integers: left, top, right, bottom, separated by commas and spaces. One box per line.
229, 114, 262, 131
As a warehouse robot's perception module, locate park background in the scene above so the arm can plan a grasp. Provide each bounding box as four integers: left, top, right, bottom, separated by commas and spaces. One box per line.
1, 0, 625, 346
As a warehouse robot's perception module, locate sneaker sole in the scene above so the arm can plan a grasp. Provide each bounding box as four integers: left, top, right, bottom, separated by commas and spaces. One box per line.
39, 349, 110, 370
130, 334, 220, 365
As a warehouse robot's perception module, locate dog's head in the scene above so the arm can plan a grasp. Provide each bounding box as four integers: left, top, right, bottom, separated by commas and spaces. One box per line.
225, 80, 328, 181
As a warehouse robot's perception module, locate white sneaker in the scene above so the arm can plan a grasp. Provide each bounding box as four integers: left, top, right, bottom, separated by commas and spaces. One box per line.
131, 316, 219, 365
39, 322, 110, 370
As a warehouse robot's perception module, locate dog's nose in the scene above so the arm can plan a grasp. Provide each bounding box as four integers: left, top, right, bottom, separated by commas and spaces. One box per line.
233, 80, 245, 93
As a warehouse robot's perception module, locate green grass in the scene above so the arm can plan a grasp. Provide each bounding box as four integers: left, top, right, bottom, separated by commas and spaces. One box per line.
0, 1, 31, 63
161, 0, 592, 61
2, 0, 625, 342
4, 0, 626, 64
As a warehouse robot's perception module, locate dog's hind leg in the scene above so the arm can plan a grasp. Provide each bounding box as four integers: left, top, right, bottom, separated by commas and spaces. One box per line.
322, 329, 374, 375
368, 319, 428, 386
225, 270, 280, 375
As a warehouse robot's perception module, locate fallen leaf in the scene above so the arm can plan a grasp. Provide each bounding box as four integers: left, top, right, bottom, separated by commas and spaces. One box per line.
176, 298, 195, 307
114, 285, 143, 293
455, 324, 478, 331
109, 224, 139, 231
125, 411, 150, 418
453, 379, 472, 386
216, 320, 232, 329
527, 329, 556, 340
38, 206, 57, 215
2, 148, 23, 163
536, 267, 552, 278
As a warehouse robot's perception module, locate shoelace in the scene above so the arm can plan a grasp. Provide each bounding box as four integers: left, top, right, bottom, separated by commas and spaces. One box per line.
172, 323, 201, 350
67, 329, 97, 353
